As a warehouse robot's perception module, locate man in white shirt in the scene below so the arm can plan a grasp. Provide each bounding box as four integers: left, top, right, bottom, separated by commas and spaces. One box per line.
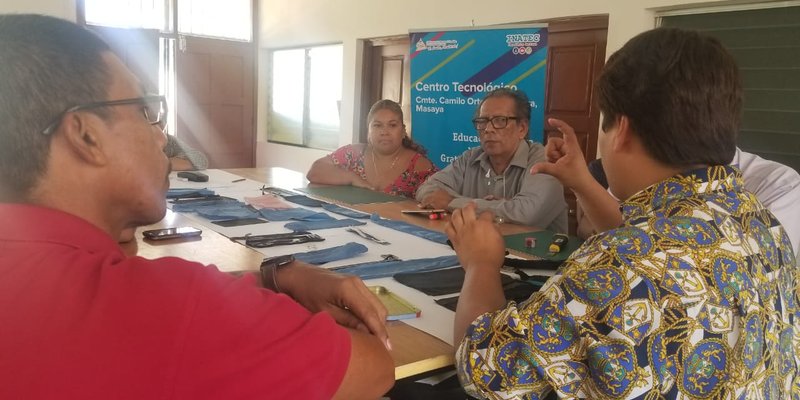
732, 148, 800, 256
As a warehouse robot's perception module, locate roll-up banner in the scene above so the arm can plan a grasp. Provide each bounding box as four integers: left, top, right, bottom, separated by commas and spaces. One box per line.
409, 25, 548, 168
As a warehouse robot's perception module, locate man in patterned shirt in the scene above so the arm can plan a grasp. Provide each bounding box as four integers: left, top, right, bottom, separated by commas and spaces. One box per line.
446, 27, 799, 399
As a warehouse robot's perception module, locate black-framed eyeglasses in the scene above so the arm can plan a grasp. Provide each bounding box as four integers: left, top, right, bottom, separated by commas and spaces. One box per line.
41, 95, 168, 135
472, 116, 518, 131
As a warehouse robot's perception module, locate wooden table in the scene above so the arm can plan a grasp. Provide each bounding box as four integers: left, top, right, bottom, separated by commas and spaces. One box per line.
120, 210, 262, 270
226, 167, 537, 236
128, 167, 537, 379
125, 217, 455, 379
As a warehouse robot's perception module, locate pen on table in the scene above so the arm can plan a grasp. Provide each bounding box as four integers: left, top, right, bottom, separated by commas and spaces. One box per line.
231, 178, 246, 183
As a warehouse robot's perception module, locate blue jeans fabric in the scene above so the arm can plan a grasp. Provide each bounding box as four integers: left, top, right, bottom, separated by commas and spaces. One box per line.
369, 214, 449, 244
171, 198, 243, 212
321, 203, 371, 219
257, 208, 334, 222
193, 206, 261, 220
284, 218, 366, 231
172, 196, 261, 220
166, 188, 215, 199
293, 242, 369, 265
332, 255, 460, 280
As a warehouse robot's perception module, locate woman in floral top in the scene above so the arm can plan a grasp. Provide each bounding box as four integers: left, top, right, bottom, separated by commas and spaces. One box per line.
307, 99, 437, 198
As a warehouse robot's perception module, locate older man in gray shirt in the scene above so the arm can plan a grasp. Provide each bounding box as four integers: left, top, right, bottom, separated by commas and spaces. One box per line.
416, 88, 567, 232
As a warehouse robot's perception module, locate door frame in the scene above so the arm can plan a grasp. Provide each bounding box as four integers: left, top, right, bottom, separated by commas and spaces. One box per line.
358, 35, 410, 143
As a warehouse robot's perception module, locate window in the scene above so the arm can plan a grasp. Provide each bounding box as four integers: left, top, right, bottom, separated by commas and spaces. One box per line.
268, 44, 343, 150
82, 0, 254, 137
84, 0, 253, 39
84, 0, 167, 30
177, 0, 252, 41
661, 5, 800, 173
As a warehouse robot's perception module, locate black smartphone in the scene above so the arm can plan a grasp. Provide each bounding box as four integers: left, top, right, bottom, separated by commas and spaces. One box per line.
212, 217, 268, 227
142, 226, 202, 240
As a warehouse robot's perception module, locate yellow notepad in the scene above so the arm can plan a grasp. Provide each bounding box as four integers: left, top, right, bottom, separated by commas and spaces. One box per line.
368, 286, 421, 321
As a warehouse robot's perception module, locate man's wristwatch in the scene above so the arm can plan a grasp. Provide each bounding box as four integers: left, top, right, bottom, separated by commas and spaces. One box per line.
260, 254, 295, 292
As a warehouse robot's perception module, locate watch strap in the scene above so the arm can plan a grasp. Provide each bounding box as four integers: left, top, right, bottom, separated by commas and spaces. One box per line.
260, 255, 295, 292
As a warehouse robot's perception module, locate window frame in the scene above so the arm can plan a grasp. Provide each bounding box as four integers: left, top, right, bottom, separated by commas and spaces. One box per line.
266, 42, 344, 151
77, 0, 256, 139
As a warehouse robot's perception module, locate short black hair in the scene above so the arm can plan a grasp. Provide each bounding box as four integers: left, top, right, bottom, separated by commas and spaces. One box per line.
596, 27, 741, 167
475, 87, 532, 124
0, 14, 111, 199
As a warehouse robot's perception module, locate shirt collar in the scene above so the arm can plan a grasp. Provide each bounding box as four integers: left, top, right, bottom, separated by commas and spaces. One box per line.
474, 139, 531, 172
0, 203, 122, 255
621, 165, 744, 221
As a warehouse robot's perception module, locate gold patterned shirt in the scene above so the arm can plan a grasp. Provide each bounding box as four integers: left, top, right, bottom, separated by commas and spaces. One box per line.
456, 166, 799, 399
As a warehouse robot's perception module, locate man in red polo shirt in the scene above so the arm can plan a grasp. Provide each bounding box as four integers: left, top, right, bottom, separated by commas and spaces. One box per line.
0, 14, 393, 399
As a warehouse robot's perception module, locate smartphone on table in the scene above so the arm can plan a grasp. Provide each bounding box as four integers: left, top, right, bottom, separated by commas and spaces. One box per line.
142, 226, 202, 240
401, 209, 447, 216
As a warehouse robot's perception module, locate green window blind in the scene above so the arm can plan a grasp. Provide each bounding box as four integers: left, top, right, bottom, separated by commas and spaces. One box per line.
662, 6, 800, 173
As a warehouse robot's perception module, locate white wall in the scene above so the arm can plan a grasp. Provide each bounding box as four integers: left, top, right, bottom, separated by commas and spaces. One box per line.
0, 0, 75, 20
256, 0, 781, 173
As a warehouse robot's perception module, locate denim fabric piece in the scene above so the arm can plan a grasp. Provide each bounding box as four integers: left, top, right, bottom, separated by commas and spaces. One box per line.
321, 203, 371, 219
194, 205, 260, 221
283, 195, 327, 208
284, 218, 366, 231
166, 188, 215, 199
257, 208, 334, 222
171, 198, 242, 212
369, 214, 448, 244
332, 255, 459, 280
293, 242, 369, 265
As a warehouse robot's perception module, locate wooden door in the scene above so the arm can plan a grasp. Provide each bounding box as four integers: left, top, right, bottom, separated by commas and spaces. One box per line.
544, 16, 608, 235
176, 35, 255, 168
359, 37, 411, 143
544, 17, 608, 160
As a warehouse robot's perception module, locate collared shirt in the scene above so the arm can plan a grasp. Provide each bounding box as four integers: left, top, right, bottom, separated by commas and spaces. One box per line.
0, 204, 350, 399
415, 140, 568, 232
456, 166, 798, 399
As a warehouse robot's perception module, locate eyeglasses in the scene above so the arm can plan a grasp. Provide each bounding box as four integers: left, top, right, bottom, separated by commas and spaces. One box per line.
41, 95, 168, 135
472, 115, 518, 131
